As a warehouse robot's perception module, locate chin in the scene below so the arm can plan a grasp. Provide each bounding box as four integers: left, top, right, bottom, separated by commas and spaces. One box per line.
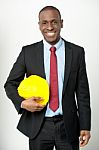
45, 38, 59, 45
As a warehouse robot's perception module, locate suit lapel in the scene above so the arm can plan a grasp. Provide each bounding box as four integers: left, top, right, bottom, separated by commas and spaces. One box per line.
62, 41, 72, 95
35, 41, 46, 79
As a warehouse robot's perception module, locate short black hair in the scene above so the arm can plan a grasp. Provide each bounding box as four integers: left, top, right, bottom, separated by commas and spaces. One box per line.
39, 6, 61, 20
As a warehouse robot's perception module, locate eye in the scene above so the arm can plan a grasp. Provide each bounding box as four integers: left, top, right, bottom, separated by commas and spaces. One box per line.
52, 20, 58, 25
42, 22, 46, 24
41, 21, 47, 25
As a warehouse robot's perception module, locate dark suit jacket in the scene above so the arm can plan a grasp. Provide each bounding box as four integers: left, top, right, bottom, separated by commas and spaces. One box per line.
4, 39, 91, 142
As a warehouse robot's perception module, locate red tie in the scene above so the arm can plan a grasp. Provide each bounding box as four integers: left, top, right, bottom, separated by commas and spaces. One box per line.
49, 46, 59, 112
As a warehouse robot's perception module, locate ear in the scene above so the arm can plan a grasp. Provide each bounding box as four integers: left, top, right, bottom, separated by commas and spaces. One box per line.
38, 22, 41, 30
38, 21, 40, 26
61, 19, 63, 28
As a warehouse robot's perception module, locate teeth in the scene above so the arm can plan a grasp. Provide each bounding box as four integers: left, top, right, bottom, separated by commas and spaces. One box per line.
47, 33, 55, 36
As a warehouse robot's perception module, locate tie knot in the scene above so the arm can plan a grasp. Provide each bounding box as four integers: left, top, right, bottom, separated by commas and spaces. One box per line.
50, 46, 56, 52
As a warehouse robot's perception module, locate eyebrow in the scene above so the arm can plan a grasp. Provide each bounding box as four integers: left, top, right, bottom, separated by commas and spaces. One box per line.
40, 19, 59, 22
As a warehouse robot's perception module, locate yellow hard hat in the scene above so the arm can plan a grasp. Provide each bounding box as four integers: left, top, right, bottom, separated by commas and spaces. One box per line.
18, 75, 49, 105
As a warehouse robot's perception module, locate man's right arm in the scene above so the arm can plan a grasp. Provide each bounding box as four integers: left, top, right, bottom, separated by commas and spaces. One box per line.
4, 48, 45, 113
4, 48, 26, 114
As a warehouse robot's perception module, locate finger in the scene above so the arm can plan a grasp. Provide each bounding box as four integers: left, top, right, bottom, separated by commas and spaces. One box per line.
36, 108, 44, 111
29, 106, 43, 112
34, 103, 45, 109
80, 136, 83, 145
32, 97, 44, 100
33, 106, 44, 111
80, 135, 89, 147
80, 140, 88, 147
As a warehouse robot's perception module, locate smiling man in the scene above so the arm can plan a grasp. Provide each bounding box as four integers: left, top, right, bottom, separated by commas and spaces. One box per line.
38, 7, 63, 45
4, 6, 91, 150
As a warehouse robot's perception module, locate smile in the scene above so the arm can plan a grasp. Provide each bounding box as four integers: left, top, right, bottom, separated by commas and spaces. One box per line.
46, 32, 56, 37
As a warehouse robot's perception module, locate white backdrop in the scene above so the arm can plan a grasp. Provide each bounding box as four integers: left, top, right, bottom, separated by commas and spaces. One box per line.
0, 0, 99, 150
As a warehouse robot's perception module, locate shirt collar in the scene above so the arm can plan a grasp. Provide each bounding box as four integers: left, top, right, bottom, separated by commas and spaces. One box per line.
43, 38, 63, 51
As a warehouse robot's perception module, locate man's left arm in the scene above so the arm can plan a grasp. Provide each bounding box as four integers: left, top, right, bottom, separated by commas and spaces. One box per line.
76, 48, 91, 147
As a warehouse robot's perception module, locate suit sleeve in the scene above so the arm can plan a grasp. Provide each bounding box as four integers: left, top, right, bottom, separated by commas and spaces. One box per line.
76, 48, 91, 131
4, 48, 26, 114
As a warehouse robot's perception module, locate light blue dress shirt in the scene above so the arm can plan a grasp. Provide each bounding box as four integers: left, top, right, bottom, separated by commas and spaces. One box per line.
43, 38, 65, 117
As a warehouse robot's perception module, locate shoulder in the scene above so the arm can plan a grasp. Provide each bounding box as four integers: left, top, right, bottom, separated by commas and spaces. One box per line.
18, 40, 43, 57
63, 38, 84, 53
22, 40, 43, 50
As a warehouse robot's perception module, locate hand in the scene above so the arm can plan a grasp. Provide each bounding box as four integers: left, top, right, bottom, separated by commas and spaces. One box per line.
80, 130, 91, 147
21, 97, 45, 112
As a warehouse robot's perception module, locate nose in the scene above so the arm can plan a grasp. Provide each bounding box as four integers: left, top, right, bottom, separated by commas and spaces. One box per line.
47, 22, 53, 30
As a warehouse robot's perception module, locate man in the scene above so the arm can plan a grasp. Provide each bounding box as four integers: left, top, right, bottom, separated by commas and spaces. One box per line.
4, 6, 91, 150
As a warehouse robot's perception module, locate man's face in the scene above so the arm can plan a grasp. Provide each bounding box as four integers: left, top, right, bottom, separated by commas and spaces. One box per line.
39, 9, 63, 45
